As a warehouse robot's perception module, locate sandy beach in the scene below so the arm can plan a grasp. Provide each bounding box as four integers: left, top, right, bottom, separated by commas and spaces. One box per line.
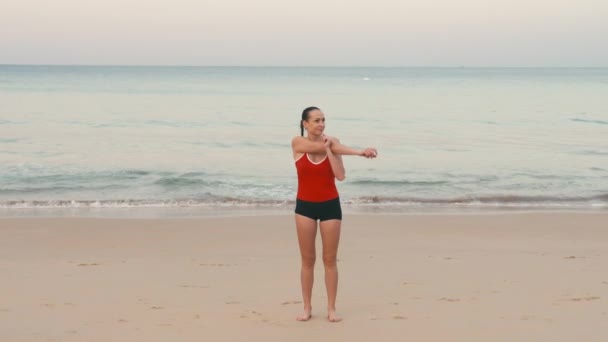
1, 212, 607, 341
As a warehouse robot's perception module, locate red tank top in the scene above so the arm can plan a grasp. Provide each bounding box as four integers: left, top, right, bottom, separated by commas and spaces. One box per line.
295, 153, 339, 202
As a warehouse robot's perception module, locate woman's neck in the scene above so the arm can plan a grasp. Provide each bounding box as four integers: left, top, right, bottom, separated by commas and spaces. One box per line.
306, 134, 323, 142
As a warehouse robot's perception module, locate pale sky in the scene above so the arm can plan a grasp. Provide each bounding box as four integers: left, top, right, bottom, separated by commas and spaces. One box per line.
2, 0, 607, 66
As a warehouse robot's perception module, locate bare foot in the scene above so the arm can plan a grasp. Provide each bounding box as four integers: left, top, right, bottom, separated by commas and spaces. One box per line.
328, 309, 342, 322
296, 308, 312, 321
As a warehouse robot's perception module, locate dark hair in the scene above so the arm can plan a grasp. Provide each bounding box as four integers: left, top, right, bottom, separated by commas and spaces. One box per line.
300, 106, 320, 136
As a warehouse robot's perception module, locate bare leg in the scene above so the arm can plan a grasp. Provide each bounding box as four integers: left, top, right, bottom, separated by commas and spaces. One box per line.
295, 214, 317, 321
320, 219, 342, 322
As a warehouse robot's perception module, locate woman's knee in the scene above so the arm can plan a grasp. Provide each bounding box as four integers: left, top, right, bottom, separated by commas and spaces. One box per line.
301, 255, 316, 268
322, 254, 337, 268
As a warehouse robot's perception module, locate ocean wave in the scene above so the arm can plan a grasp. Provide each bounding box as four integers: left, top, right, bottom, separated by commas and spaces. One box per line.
0, 120, 27, 125
571, 118, 608, 125
0, 169, 168, 194
0, 138, 22, 143
144, 120, 208, 128
87, 120, 207, 128
350, 179, 449, 186
2, 169, 154, 184
509, 173, 567, 180
347, 194, 608, 206
154, 177, 218, 187
0, 169, 264, 196
1, 185, 87, 193
577, 150, 608, 156
0, 198, 293, 209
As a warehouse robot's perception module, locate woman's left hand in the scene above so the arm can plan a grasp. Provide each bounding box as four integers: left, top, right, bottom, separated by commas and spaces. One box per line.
360, 147, 378, 158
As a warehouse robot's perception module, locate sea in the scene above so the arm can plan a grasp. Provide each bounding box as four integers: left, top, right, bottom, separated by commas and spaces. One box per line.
1, 65, 607, 217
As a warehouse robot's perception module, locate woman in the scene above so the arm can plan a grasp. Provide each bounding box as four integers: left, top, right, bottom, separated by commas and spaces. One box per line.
291, 106, 377, 322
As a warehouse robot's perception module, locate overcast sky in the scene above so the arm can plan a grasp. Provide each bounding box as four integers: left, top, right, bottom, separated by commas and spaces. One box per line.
2, 0, 607, 66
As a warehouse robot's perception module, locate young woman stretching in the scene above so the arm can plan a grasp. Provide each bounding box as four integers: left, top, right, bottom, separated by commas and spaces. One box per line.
291, 106, 377, 322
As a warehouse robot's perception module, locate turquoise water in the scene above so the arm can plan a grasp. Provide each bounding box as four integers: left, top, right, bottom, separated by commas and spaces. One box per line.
1, 65, 607, 212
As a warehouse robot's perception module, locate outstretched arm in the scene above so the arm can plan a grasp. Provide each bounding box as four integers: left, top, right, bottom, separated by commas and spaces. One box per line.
292, 136, 378, 158
330, 138, 378, 158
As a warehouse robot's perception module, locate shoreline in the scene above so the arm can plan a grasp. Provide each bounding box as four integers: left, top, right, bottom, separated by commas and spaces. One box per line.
2, 205, 607, 219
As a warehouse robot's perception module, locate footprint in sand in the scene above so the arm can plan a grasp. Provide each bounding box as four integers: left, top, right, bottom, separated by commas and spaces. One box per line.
225, 301, 240, 304
77, 263, 100, 266
118, 319, 128, 323
569, 296, 600, 302
240, 309, 263, 319
150, 306, 164, 310
240, 310, 283, 326
281, 300, 302, 305
439, 298, 460, 302
179, 285, 209, 289
199, 263, 236, 267
402, 281, 421, 285
368, 315, 406, 321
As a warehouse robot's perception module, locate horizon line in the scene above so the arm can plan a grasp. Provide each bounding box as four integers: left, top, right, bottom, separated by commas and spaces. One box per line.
1, 64, 607, 69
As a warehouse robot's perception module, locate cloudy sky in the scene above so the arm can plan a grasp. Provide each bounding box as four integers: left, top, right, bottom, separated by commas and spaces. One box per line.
1, 0, 607, 66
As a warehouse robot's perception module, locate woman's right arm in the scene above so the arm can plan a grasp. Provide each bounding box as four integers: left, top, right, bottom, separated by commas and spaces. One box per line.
291, 136, 326, 154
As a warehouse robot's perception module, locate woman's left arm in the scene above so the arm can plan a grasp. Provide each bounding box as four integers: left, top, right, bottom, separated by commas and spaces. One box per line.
325, 140, 346, 181
329, 137, 377, 158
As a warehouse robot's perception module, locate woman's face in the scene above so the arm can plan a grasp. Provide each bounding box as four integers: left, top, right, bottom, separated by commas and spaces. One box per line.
304, 110, 325, 136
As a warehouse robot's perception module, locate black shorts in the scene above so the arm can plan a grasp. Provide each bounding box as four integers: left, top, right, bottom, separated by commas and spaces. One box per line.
295, 197, 342, 221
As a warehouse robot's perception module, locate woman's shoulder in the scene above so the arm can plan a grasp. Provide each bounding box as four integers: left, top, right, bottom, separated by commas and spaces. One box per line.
291, 136, 307, 147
